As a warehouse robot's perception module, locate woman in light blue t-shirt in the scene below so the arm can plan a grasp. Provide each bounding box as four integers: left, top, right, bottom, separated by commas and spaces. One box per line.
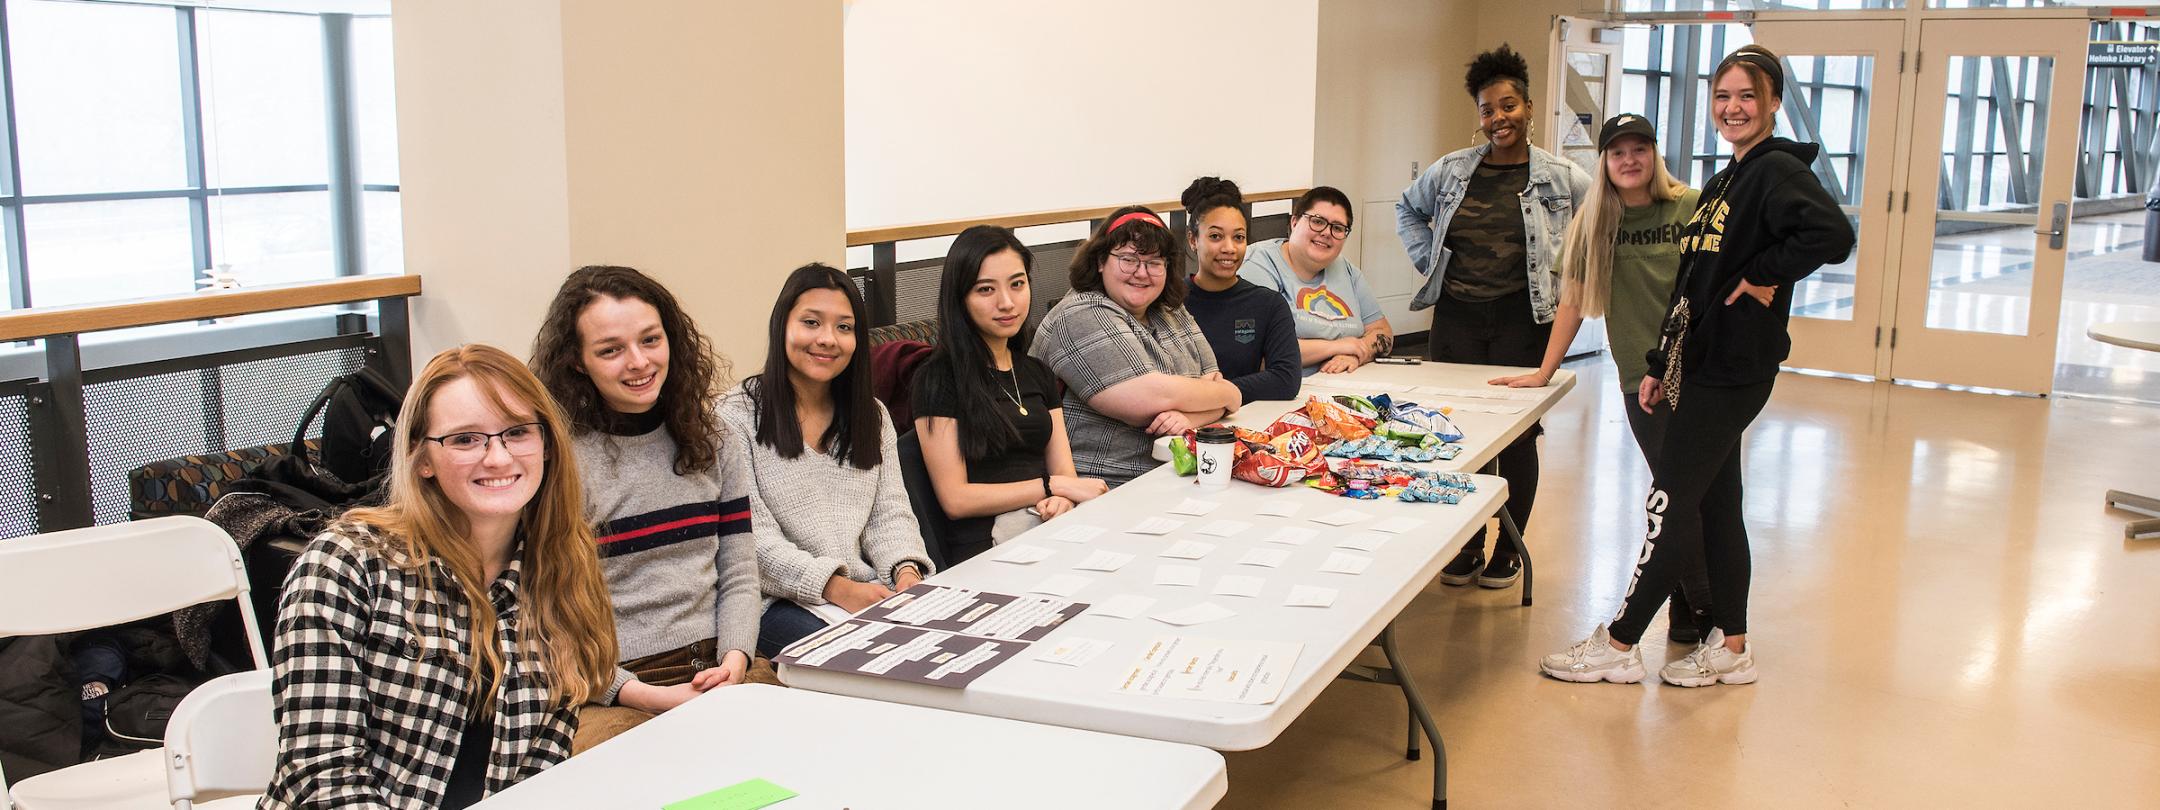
1238, 186, 1394, 375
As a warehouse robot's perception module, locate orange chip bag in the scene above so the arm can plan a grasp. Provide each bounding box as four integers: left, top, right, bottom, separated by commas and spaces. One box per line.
1302, 396, 1375, 442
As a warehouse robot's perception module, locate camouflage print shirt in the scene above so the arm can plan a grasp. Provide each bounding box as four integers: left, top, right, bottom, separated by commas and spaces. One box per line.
1439, 160, 1530, 303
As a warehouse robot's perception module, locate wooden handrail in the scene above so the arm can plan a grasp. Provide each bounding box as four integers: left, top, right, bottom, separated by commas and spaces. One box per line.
845, 188, 1311, 247
0, 273, 421, 342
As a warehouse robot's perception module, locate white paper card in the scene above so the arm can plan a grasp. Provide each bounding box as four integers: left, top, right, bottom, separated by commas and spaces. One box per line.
1334, 532, 1388, 552
992, 544, 1055, 564
1045, 523, 1106, 544
1369, 516, 1426, 534
1264, 526, 1317, 546
1072, 549, 1135, 572
1125, 517, 1186, 535
1196, 520, 1253, 538
1237, 548, 1290, 568
1319, 552, 1372, 575
1028, 574, 1092, 597
1156, 540, 1217, 560
1154, 565, 1201, 587
1035, 636, 1114, 667
1311, 509, 1370, 527
1167, 498, 1221, 516
1113, 635, 1300, 704
1284, 585, 1338, 608
1254, 501, 1302, 518
1151, 603, 1239, 626
1212, 575, 1265, 598
1085, 594, 1155, 619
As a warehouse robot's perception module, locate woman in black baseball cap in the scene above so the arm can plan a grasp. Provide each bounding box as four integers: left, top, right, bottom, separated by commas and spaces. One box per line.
1543, 44, 1855, 688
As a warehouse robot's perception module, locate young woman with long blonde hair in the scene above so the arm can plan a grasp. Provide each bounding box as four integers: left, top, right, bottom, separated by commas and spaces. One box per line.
262, 345, 618, 809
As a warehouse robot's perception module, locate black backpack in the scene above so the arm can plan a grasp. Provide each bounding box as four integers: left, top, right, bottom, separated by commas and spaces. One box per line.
295, 366, 404, 487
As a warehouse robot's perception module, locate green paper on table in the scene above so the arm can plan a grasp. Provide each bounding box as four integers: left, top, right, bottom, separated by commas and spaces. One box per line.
662, 778, 798, 810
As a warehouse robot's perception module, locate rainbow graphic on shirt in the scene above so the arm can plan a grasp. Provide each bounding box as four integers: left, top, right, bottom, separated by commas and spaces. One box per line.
1296, 285, 1353, 321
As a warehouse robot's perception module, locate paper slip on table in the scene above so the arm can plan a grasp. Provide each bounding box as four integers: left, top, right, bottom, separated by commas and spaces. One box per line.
1156, 360, 1576, 606
782, 466, 1508, 809
2089, 321, 2160, 540
472, 684, 1225, 810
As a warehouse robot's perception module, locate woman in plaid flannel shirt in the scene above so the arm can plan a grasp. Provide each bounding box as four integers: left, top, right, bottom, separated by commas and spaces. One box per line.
261, 345, 619, 809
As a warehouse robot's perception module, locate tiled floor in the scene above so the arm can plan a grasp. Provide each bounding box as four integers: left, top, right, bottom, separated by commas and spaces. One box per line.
1220, 357, 2160, 809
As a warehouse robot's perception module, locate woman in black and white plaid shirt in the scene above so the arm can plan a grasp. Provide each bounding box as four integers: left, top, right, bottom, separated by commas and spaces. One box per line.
262, 345, 619, 809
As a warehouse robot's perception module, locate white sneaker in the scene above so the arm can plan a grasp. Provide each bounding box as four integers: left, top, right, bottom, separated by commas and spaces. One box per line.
1539, 625, 1645, 684
1660, 629, 1757, 687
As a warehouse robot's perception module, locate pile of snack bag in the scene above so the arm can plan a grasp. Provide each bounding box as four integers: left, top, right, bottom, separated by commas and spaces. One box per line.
1168, 393, 1474, 503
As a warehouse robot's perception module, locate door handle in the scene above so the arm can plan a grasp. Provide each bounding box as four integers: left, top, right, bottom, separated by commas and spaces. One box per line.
2032, 201, 2068, 250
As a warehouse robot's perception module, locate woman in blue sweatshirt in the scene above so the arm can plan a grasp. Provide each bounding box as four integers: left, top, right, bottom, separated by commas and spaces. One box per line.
1179, 176, 1301, 403
1541, 45, 1855, 687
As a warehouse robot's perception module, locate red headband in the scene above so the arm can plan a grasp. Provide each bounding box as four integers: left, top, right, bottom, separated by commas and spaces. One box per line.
1105, 211, 1166, 234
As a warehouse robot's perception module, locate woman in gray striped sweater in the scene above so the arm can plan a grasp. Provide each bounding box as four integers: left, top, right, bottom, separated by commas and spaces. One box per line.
718, 263, 934, 657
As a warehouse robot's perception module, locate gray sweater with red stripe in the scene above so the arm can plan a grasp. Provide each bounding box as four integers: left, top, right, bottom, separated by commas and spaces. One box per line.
575, 417, 761, 704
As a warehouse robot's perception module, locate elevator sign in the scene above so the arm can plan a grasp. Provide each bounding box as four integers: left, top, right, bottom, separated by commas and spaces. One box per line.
2089, 42, 2158, 68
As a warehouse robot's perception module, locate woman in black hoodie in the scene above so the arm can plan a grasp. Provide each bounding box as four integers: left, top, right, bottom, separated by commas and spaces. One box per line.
1540, 44, 1854, 687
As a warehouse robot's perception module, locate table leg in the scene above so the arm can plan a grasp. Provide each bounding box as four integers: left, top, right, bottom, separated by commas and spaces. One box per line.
1338, 622, 1447, 809
2106, 490, 2160, 540
1499, 506, 1533, 607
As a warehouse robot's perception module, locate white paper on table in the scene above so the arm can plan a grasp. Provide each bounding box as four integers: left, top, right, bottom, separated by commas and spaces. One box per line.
1045, 523, 1107, 543
1114, 635, 1301, 704
1028, 574, 1093, 597
1072, 549, 1136, 572
1150, 603, 1239, 626
1153, 565, 1201, 587
1167, 498, 1221, 516
1318, 552, 1372, 575
1310, 509, 1370, 527
1237, 548, 1290, 568
1440, 401, 1528, 415
992, 544, 1055, 564
1414, 385, 1542, 402
1212, 575, 1265, 598
1084, 594, 1156, 619
1263, 526, 1317, 546
806, 601, 856, 626
1333, 531, 1388, 552
1156, 540, 1217, 560
1254, 501, 1302, 518
1035, 637, 1114, 667
1283, 585, 1338, 608
1195, 520, 1253, 538
1368, 516, 1426, 535
1125, 517, 1186, 535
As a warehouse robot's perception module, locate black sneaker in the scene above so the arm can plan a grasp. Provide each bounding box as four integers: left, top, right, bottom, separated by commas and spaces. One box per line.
1438, 549, 1484, 586
1476, 554, 1521, 589
1666, 600, 1713, 644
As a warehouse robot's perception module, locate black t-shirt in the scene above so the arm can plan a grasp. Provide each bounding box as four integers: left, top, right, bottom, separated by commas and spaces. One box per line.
1441, 160, 1531, 302
911, 355, 1061, 546
439, 707, 493, 809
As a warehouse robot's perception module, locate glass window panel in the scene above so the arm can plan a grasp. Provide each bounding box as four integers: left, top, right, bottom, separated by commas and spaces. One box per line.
208, 192, 333, 285
1619, 1, 1902, 7
198, 9, 327, 187
24, 200, 195, 308
1925, 55, 2056, 337
354, 17, 400, 186
7, 0, 186, 195
364, 191, 404, 276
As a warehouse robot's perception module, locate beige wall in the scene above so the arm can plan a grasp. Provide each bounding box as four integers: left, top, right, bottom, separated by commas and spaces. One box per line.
393, 0, 845, 370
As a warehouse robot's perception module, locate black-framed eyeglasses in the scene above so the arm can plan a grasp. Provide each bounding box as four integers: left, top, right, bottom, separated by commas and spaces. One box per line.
1109, 251, 1168, 276
1298, 213, 1351, 239
425, 422, 547, 458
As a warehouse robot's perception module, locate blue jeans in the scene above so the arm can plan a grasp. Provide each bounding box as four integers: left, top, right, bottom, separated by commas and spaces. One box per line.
757, 600, 831, 658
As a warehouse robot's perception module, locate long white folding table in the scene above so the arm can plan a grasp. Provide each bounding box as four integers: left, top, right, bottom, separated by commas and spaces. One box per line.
474, 684, 1226, 810
786, 359, 1572, 809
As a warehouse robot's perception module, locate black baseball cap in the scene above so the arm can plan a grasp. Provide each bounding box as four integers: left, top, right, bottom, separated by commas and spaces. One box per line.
1597, 113, 1657, 150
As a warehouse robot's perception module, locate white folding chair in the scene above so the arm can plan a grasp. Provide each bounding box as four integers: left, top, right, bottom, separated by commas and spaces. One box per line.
0, 517, 270, 810
161, 670, 273, 810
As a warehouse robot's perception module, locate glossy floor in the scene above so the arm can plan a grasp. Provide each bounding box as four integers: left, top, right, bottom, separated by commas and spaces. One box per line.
1221, 358, 2160, 809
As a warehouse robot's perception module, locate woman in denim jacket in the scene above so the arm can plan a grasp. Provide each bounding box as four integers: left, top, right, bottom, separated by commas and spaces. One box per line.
1394, 44, 1590, 590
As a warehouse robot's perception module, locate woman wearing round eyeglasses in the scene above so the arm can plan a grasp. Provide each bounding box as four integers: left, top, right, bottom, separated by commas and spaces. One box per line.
1032, 205, 1240, 487
1239, 186, 1394, 374
1395, 44, 1591, 590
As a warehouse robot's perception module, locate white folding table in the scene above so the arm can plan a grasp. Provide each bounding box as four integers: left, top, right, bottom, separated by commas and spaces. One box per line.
2090, 321, 2160, 540
474, 684, 1226, 810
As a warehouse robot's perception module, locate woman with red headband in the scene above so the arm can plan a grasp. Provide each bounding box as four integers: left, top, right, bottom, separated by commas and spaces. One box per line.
1032, 205, 1241, 487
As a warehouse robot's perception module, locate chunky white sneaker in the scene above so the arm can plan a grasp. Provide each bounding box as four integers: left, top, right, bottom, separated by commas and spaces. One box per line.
1540, 625, 1645, 684
1660, 629, 1757, 687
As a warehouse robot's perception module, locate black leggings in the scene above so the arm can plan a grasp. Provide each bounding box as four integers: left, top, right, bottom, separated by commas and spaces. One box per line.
1427, 288, 1549, 558
1608, 379, 1773, 646
1621, 390, 1715, 620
